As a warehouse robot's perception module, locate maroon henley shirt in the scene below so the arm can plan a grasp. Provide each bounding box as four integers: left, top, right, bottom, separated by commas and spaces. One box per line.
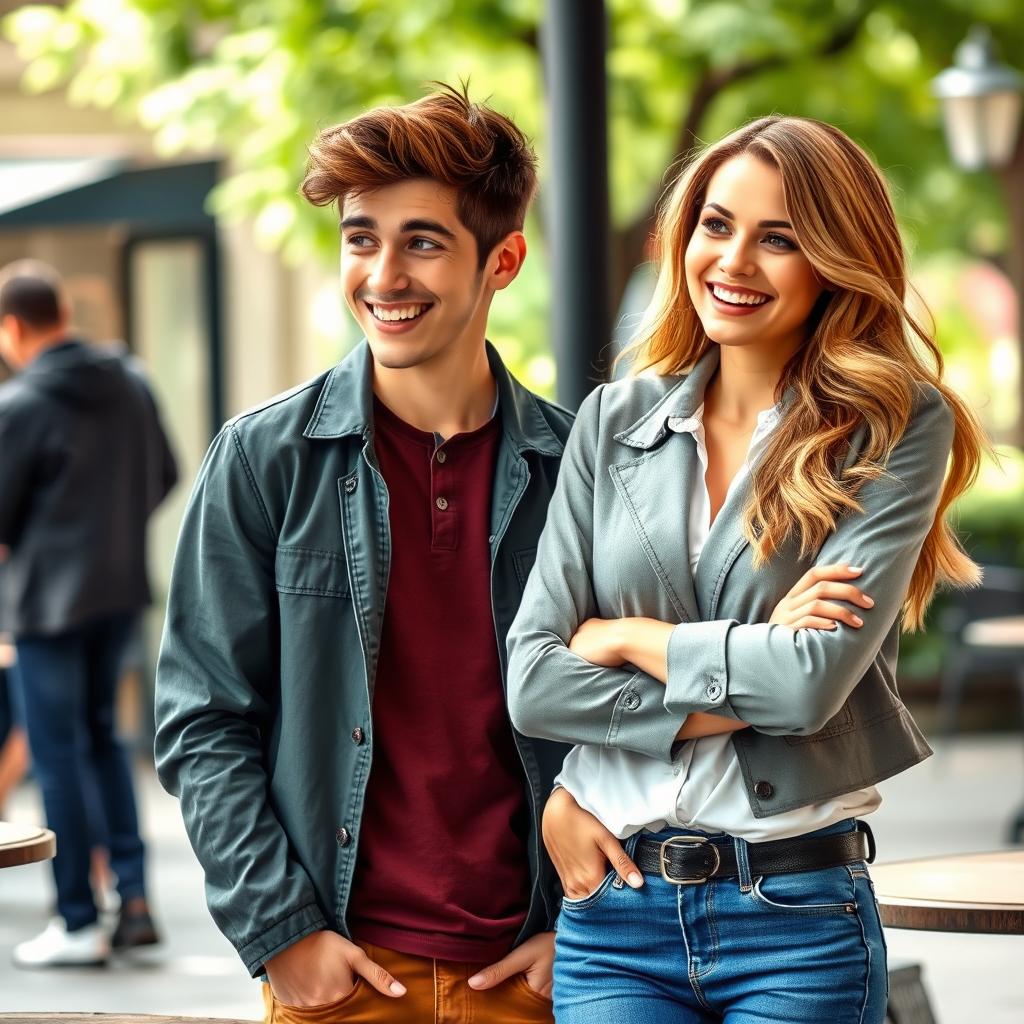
345, 396, 531, 963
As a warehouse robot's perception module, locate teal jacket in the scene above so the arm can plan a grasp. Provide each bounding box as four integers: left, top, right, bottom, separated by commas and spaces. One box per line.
508, 347, 947, 816
154, 341, 573, 976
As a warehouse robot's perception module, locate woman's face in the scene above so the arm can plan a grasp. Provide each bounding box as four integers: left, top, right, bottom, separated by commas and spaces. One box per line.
684, 153, 825, 359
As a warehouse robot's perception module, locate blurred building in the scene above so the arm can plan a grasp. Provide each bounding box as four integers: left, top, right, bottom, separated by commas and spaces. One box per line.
0, 33, 344, 731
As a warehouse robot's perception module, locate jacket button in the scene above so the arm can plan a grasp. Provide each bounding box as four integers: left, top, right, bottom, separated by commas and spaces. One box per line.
344, 477, 357, 494
435, 496, 449, 511
706, 683, 721, 700
351, 727, 364, 745
623, 691, 641, 711
336, 826, 351, 847
754, 780, 774, 799
436, 450, 447, 464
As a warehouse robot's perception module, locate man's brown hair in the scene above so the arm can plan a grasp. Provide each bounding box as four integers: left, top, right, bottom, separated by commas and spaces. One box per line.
301, 83, 538, 267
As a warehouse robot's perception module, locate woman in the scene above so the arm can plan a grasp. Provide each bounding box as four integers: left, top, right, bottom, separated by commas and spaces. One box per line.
506, 116, 985, 1023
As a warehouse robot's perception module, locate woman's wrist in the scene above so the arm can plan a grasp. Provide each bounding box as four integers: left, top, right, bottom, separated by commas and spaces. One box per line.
614, 617, 672, 681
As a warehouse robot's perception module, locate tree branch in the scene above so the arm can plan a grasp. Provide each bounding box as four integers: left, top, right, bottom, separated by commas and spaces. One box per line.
611, 11, 868, 313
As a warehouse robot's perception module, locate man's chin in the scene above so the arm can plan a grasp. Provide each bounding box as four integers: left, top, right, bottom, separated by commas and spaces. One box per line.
365, 331, 439, 370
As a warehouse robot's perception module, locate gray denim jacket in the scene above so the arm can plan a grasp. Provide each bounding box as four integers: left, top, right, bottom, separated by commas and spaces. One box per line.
155, 341, 573, 975
507, 347, 950, 817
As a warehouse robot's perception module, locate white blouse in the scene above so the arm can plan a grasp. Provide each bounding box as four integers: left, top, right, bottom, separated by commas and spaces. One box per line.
555, 402, 881, 841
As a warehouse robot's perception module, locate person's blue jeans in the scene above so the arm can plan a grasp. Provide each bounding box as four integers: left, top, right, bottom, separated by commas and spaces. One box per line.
553, 819, 888, 1023
15, 612, 147, 932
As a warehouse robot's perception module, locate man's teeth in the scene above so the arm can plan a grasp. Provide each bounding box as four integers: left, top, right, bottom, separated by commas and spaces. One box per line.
371, 304, 427, 322
711, 285, 769, 306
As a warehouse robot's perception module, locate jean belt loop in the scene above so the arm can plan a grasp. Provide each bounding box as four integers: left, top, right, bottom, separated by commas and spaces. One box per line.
733, 834, 754, 892
625, 832, 642, 859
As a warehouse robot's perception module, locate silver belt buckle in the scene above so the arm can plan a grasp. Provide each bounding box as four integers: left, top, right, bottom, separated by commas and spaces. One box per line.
659, 835, 721, 885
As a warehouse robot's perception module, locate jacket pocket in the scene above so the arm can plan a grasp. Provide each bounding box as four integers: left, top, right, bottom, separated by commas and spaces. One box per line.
274, 546, 350, 599
783, 700, 855, 746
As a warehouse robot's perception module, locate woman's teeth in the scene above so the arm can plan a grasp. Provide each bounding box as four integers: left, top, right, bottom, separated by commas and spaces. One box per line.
370, 304, 429, 322
711, 285, 769, 306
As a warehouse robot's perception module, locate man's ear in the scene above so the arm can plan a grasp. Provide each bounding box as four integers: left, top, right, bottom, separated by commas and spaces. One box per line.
487, 231, 527, 292
0, 313, 21, 346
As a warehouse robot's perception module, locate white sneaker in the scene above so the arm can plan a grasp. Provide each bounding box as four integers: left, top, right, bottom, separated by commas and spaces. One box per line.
12, 918, 110, 968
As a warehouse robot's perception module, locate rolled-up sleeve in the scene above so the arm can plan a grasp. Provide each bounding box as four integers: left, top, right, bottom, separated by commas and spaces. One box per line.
154, 424, 326, 976
507, 386, 684, 762
663, 388, 955, 736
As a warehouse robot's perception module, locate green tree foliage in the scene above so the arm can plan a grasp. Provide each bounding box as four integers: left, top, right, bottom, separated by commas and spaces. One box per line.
4, 0, 1024, 385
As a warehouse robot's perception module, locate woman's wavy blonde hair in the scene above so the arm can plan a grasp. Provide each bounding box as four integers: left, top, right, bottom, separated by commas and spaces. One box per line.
626, 116, 986, 630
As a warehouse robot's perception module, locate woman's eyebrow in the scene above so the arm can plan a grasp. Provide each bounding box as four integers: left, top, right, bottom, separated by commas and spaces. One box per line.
703, 202, 793, 230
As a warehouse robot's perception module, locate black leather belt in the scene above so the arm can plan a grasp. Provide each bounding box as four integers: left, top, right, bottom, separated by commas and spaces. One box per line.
635, 826, 873, 885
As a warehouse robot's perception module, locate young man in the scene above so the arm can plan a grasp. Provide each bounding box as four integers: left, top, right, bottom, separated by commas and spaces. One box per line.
0, 260, 175, 966
155, 86, 572, 1022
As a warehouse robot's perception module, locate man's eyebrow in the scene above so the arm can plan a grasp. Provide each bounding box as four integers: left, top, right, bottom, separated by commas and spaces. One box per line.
339, 215, 375, 231
704, 203, 793, 230
338, 215, 457, 239
400, 218, 456, 239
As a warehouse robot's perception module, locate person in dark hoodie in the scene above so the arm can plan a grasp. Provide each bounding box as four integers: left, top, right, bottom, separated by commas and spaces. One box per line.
0, 259, 177, 968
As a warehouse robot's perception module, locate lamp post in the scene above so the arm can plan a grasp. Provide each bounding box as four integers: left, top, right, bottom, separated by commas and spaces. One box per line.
541, 0, 611, 410
933, 25, 1024, 443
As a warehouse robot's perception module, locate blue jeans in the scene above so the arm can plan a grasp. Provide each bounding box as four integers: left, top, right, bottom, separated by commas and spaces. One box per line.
554, 820, 888, 1023
16, 612, 147, 931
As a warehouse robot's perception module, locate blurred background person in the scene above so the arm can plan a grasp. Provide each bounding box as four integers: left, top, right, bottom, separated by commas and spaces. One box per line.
0, 259, 177, 968
0, 643, 29, 820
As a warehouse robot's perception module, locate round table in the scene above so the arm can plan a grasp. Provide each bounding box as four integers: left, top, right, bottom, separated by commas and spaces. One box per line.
872, 849, 1024, 934
0, 821, 56, 869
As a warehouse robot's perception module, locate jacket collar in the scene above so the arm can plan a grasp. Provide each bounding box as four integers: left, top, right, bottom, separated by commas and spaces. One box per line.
614, 345, 797, 450
303, 339, 565, 457
614, 346, 721, 450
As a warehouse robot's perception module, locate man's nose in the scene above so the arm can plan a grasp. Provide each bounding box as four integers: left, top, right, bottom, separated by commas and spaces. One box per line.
366, 248, 410, 295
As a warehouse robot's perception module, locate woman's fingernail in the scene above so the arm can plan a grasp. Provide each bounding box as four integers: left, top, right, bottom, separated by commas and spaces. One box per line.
852, 616, 863, 626
467, 975, 484, 988
847, 565, 863, 573
390, 981, 407, 996
864, 596, 874, 607
627, 871, 644, 888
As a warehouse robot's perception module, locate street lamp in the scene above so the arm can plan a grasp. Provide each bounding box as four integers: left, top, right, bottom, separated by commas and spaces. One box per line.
932, 26, 1024, 171
933, 26, 1024, 445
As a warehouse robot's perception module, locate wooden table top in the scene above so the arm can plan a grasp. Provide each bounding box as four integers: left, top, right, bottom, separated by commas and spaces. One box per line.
0, 821, 56, 869
872, 849, 1024, 934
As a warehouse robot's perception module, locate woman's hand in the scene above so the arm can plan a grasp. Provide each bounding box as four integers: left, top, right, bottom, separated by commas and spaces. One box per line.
542, 786, 644, 898
769, 563, 873, 631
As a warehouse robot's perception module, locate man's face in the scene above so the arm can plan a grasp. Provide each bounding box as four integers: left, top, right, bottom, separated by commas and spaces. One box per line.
339, 179, 492, 371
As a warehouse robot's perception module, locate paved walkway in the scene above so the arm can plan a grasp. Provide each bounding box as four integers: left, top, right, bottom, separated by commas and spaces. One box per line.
1, 735, 1022, 1021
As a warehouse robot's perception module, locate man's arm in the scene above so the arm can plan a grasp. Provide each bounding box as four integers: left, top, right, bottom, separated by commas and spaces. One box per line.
0, 404, 36, 546
154, 423, 326, 977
